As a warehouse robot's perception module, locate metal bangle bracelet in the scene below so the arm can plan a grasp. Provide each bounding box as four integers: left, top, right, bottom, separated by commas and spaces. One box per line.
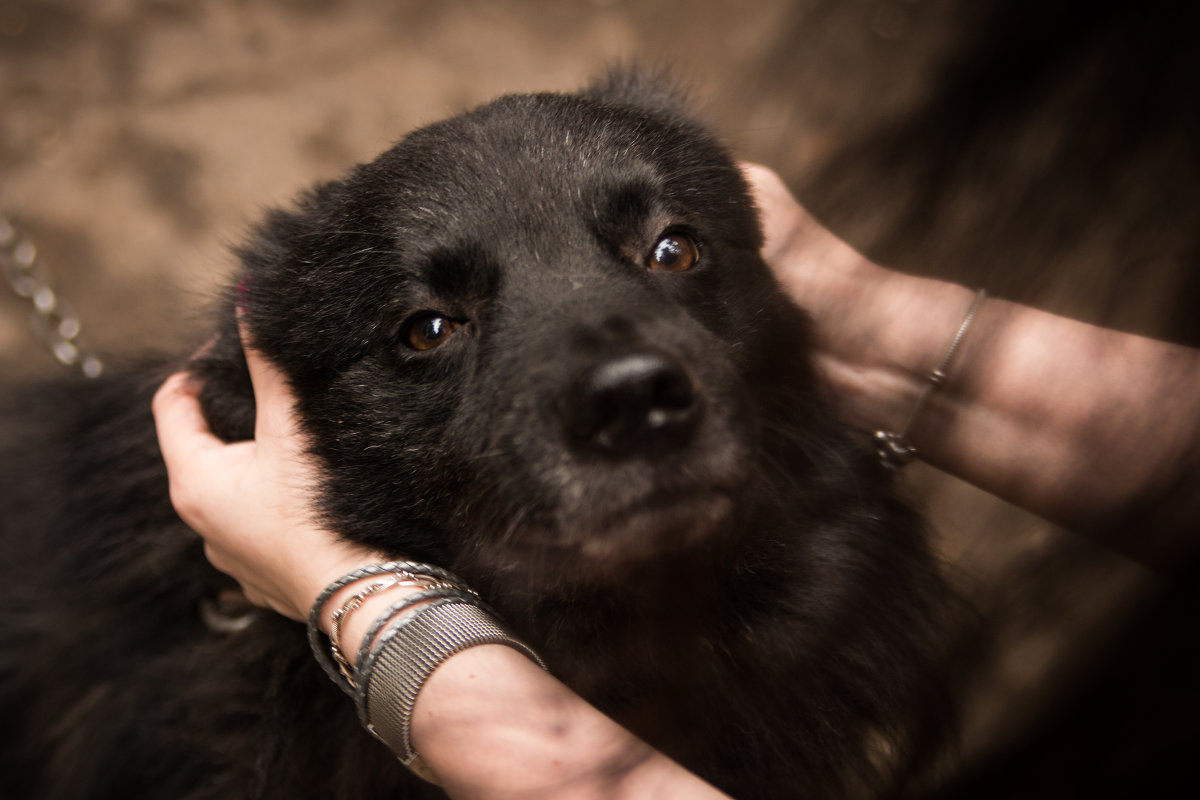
352, 585, 477, 676
307, 561, 466, 695
355, 596, 547, 783
329, 574, 410, 685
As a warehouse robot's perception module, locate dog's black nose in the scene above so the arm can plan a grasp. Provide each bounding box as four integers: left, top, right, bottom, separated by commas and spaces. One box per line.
565, 352, 700, 454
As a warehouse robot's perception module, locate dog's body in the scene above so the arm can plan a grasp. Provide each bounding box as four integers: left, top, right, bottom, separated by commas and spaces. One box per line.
0, 74, 953, 799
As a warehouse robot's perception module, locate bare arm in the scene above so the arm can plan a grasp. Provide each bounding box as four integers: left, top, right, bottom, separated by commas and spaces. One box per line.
150, 161, 1197, 794
152, 342, 730, 800
745, 163, 1200, 569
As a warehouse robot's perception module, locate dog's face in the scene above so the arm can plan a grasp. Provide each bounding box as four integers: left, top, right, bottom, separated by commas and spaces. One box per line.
183, 80, 951, 797
236, 79, 824, 589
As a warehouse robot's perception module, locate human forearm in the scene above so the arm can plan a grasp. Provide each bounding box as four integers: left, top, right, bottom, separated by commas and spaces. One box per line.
746, 163, 1200, 567
323, 579, 730, 799
156, 333, 731, 799
925, 294, 1200, 564
830, 274, 1200, 532
411, 644, 724, 800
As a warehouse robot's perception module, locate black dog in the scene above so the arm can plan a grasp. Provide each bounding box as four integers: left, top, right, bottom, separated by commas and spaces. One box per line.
0, 72, 954, 799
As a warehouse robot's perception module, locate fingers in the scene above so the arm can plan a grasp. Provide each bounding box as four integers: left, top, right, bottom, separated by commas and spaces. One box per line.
153, 372, 239, 532
739, 162, 808, 263
152, 372, 223, 466
739, 161, 783, 191
236, 310, 302, 443
237, 312, 286, 404
739, 162, 794, 210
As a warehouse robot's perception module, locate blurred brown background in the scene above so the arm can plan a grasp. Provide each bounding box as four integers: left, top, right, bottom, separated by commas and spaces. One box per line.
3, 1, 1197, 795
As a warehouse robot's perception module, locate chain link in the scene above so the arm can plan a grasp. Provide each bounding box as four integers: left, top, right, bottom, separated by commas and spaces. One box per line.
0, 210, 103, 379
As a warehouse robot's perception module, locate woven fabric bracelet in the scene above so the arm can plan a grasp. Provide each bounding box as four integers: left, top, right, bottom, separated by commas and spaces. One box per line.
874, 288, 987, 470
354, 596, 548, 781
307, 561, 465, 696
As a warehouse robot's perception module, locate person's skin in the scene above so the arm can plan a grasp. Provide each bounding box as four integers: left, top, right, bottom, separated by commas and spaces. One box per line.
153, 334, 731, 800
743, 163, 1200, 570
152, 162, 1200, 795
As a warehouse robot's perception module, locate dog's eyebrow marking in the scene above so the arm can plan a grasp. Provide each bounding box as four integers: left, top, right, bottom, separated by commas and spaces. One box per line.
422, 243, 501, 301
588, 175, 661, 251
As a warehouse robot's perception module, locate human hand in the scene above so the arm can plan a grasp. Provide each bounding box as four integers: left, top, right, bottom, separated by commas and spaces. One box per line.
152, 319, 384, 622
740, 162, 975, 436
740, 161, 890, 315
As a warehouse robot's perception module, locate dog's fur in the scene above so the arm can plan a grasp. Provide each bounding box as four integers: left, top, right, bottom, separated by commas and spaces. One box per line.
0, 72, 954, 799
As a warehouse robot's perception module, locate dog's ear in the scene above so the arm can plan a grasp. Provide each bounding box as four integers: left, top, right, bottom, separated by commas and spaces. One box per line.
233, 176, 394, 374
582, 65, 692, 118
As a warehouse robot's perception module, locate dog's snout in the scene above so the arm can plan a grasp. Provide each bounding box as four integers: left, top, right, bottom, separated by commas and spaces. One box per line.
565, 352, 701, 455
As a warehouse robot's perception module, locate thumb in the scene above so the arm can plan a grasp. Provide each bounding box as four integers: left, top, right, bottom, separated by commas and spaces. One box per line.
237, 311, 302, 443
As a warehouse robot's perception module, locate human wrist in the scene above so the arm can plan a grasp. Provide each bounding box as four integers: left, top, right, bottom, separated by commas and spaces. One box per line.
306, 561, 548, 782
310, 557, 399, 636
321, 580, 427, 661
307, 562, 727, 796
810, 269, 978, 439
285, 543, 389, 628
409, 643, 566, 793
312, 561, 469, 670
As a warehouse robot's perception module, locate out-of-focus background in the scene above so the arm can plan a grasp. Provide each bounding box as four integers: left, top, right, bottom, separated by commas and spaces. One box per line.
2, 1, 1197, 796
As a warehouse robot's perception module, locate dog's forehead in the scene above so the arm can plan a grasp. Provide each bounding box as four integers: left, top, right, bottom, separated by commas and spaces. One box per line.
373, 93, 708, 241
303, 90, 759, 315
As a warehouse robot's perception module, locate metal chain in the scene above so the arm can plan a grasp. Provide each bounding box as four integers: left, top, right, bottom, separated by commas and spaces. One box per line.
0, 209, 103, 378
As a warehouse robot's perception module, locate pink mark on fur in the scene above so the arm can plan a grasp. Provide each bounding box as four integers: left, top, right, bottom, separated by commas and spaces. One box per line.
236, 276, 251, 309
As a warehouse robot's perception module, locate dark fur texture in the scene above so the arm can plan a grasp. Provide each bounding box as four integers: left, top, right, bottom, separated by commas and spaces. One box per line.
0, 73, 954, 799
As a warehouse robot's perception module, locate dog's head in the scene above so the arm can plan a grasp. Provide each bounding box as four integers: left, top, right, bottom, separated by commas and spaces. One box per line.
191, 77, 954, 795
217, 73, 837, 589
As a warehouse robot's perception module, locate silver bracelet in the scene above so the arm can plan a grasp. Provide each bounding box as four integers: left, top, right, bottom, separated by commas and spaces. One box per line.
307, 561, 467, 696
874, 288, 987, 470
329, 574, 408, 686
355, 597, 547, 782
352, 584, 474, 672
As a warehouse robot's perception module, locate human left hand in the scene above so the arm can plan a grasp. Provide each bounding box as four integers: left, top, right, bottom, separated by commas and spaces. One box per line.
152, 319, 383, 622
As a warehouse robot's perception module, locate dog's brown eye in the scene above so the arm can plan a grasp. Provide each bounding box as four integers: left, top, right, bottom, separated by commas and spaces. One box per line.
648, 233, 699, 272
404, 313, 458, 351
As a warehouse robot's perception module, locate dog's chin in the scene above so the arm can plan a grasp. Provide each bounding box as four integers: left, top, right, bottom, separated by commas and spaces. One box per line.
572, 489, 736, 565
478, 489, 739, 588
